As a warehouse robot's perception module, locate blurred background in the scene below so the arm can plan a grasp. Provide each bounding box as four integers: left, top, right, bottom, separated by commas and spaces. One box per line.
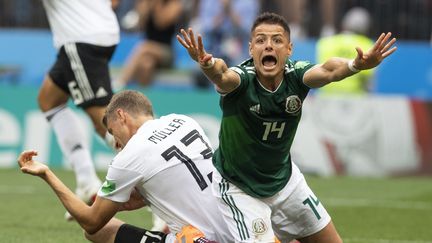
0, 0, 431, 175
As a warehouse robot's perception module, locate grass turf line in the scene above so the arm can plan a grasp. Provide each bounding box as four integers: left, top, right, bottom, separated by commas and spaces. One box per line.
1, 169, 431, 243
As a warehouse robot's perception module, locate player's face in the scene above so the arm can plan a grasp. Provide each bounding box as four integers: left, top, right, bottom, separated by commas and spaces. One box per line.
106, 113, 130, 150
249, 23, 292, 80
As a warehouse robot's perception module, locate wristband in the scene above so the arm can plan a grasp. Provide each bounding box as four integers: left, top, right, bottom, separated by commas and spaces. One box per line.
200, 57, 215, 69
348, 59, 360, 73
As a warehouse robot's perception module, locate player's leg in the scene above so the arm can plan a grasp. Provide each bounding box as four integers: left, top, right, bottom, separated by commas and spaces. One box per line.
38, 75, 69, 111
84, 105, 117, 150
74, 42, 118, 150
297, 221, 341, 243
37, 73, 101, 195
211, 169, 275, 243
41, 43, 117, 220
85, 217, 168, 243
271, 162, 342, 243
84, 106, 109, 139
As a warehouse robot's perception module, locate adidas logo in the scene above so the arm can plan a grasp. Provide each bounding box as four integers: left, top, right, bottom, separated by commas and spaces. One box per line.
249, 104, 261, 114
96, 87, 108, 98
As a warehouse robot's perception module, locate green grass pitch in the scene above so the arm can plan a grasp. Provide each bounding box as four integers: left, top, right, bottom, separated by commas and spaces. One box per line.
0, 168, 431, 243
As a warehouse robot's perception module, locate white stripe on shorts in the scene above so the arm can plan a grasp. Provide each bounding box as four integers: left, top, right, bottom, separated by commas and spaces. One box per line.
219, 179, 250, 240
64, 43, 94, 100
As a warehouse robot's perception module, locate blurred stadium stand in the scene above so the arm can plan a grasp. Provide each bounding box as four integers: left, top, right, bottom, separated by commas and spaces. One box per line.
0, 0, 430, 40
0, 0, 48, 28
0, 0, 430, 95
299, 0, 432, 40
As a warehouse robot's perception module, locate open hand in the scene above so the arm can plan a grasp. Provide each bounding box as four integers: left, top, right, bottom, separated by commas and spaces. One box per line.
17, 150, 49, 176
353, 32, 397, 70
176, 28, 213, 66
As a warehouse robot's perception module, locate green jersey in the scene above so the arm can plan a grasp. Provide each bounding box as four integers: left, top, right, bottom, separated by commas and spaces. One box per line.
213, 58, 314, 198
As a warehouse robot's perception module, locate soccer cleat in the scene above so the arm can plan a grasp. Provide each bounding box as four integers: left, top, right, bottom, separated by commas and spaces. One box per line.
64, 179, 101, 221
175, 225, 205, 243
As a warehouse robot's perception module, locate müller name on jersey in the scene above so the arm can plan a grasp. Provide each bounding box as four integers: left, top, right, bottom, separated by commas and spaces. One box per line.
147, 118, 186, 144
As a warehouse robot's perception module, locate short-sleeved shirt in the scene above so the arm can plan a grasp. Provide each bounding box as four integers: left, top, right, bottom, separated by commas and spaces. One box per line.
213, 58, 314, 198
42, 0, 119, 49
98, 114, 231, 242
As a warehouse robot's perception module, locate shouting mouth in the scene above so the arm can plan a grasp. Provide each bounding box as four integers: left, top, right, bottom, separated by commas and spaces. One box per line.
262, 55, 277, 70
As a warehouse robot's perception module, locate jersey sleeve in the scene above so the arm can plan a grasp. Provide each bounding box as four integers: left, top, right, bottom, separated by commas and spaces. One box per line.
221, 58, 255, 97
223, 65, 249, 97
293, 60, 315, 90
98, 165, 143, 203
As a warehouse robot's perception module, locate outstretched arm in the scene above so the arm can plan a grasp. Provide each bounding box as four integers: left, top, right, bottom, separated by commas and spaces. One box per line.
176, 28, 240, 93
17, 150, 120, 234
304, 32, 397, 88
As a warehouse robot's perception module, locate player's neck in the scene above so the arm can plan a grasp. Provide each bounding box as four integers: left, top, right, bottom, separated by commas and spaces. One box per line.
257, 73, 283, 92
137, 115, 154, 127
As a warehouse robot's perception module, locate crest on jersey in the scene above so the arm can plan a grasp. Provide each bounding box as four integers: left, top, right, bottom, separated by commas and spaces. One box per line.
252, 218, 267, 235
285, 95, 302, 114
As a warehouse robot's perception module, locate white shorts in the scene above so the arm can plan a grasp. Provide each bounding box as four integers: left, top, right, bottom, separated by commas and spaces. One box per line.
212, 162, 331, 242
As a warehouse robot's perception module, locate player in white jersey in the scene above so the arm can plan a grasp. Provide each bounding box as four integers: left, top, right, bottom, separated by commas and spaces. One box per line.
18, 90, 231, 243
42, 0, 119, 50
37, 0, 120, 218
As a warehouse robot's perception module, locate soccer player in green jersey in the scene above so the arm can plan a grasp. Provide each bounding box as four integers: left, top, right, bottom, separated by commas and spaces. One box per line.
177, 12, 396, 243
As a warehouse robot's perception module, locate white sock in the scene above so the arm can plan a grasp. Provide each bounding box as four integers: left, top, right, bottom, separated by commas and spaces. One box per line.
45, 105, 100, 188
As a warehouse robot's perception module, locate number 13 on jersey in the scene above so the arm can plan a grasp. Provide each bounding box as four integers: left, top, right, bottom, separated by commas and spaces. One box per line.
161, 129, 213, 191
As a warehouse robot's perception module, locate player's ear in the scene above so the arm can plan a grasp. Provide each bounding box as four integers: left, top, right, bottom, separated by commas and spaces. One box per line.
249, 42, 253, 57
116, 109, 126, 122
286, 42, 293, 57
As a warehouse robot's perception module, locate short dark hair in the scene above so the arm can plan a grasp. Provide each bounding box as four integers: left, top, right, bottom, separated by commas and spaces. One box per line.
103, 90, 154, 127
251, 12, 291, 37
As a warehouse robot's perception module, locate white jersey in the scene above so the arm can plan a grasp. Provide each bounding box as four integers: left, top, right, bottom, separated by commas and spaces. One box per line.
98, 114, 231, 242
42, 0, 120, 49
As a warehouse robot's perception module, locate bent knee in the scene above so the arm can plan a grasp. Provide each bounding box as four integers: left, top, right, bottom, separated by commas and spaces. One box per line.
37, 77, 69, 112
37, 91, 54, 112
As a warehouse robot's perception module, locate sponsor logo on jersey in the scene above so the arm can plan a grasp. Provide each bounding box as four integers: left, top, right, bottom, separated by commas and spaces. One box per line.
101, 180, 116, 194
249, 104, 261, 114
285, 95, 301, 114
252, 218, 267, 235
